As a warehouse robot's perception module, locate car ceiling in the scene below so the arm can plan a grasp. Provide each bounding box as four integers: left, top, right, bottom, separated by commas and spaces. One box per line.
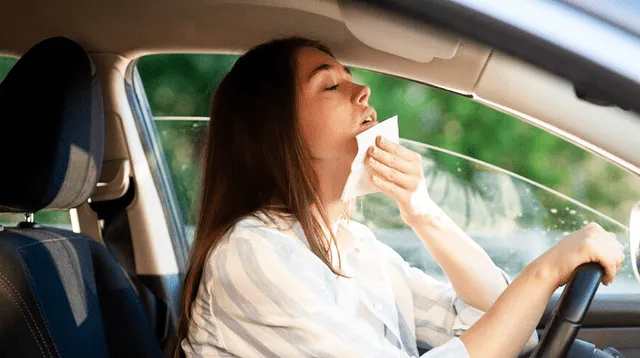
2, 0, 640, 177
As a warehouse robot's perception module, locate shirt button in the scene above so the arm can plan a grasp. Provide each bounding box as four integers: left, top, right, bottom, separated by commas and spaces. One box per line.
354, 247, 360, 254
374, 303, 383, 310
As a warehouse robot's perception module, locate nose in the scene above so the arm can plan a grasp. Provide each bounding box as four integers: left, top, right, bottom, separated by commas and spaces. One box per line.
354, 84, 371, 105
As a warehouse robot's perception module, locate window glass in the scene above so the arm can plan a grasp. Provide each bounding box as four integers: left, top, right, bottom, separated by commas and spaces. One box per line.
155, 119, 208, 239
0, 212, 73, 230
137, 54, 238, 116
0, 56, 17, 81
136, 54, 640, 292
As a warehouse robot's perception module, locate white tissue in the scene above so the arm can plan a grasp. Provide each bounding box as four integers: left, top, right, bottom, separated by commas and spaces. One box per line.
341, 115, 399, 201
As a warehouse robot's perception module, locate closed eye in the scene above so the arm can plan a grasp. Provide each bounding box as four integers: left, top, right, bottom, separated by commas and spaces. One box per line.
325, 84, 339, 91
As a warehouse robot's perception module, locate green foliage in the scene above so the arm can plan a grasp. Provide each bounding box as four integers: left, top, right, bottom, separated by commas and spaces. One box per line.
155, 120, 207, 225
0, 57, 17, 81
137, 54, 238, 116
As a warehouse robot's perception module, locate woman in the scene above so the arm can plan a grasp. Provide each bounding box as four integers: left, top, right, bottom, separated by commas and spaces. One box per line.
176, 38, 624, 357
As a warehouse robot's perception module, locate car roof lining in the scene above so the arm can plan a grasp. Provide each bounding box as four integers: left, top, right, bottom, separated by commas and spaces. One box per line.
0, 0, 491, 92
1, 0, 640, 175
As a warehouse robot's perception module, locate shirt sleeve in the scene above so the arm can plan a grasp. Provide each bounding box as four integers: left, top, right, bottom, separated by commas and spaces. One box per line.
196, 226, 427, 358
377, 241, 538, 357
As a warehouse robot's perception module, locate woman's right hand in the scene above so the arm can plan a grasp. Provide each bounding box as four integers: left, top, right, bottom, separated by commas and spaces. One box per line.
532, 222, 625, 288
460, 222, 625, 357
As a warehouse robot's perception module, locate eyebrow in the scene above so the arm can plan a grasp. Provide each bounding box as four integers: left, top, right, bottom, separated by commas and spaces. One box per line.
307, 63, 351, 81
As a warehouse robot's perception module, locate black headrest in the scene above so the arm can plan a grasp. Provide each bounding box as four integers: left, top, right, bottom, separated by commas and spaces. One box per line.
0, 37, 104, 213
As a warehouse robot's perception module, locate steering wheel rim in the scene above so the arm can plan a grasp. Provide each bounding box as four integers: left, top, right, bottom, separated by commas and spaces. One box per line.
529, 262, 604, 358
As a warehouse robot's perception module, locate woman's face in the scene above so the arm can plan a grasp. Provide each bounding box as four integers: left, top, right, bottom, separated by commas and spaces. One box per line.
296, 46, 377, 175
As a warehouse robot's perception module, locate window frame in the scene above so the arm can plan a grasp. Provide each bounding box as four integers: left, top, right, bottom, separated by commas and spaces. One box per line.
125, 61, 191, 272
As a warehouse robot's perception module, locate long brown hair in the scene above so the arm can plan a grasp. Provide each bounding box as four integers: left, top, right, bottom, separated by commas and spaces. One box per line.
174, 37, 344, 357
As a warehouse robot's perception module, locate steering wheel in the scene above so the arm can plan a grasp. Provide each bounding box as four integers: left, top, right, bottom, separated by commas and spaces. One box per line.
530, 263, 604, 358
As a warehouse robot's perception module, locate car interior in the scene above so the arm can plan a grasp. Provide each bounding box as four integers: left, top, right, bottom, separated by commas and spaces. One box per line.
1, 0, 640, 357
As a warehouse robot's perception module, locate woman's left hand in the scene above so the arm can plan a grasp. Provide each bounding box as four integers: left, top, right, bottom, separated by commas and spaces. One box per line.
366, 136, 441, 227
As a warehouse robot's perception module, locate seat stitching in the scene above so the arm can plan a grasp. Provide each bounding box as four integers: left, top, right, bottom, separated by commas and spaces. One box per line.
11, 233, 80, 358
10, 255, 62, 358
0, 279, 48, 357
16, 237, 83, 249
0, 271, 58, 357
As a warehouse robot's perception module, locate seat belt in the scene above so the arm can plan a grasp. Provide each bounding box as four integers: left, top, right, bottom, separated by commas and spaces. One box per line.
74, 202, 105, 244
89, 178, 171, 347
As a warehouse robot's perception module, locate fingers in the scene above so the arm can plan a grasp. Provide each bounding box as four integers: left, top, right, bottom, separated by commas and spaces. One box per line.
596, 240, 620, 285
370, 172, 408, 203
368, 145, 415, 175
367, 138, 424, 192
581, 223, 625, 285
373, 136, 422, 167
367, 156, 415, 190
376, 136, 420, 163
368, 139, 435, 225
605, 234, 625, 276
604, 233, 625, 273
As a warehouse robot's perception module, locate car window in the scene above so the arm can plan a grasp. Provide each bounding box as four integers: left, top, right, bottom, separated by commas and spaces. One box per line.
0, 211, 73, 231
135, 54, 640, 293
0, 56, 73, 230
0, 56, 16, 81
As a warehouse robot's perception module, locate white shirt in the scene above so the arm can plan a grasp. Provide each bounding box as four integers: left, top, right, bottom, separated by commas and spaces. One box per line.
183, 212, 538, 357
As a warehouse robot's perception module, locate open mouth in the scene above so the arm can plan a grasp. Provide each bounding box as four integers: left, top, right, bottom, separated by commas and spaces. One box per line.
361, 117, 374, 125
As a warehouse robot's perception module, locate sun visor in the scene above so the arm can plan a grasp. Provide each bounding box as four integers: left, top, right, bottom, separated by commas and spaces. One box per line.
338, 0, 461, 62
